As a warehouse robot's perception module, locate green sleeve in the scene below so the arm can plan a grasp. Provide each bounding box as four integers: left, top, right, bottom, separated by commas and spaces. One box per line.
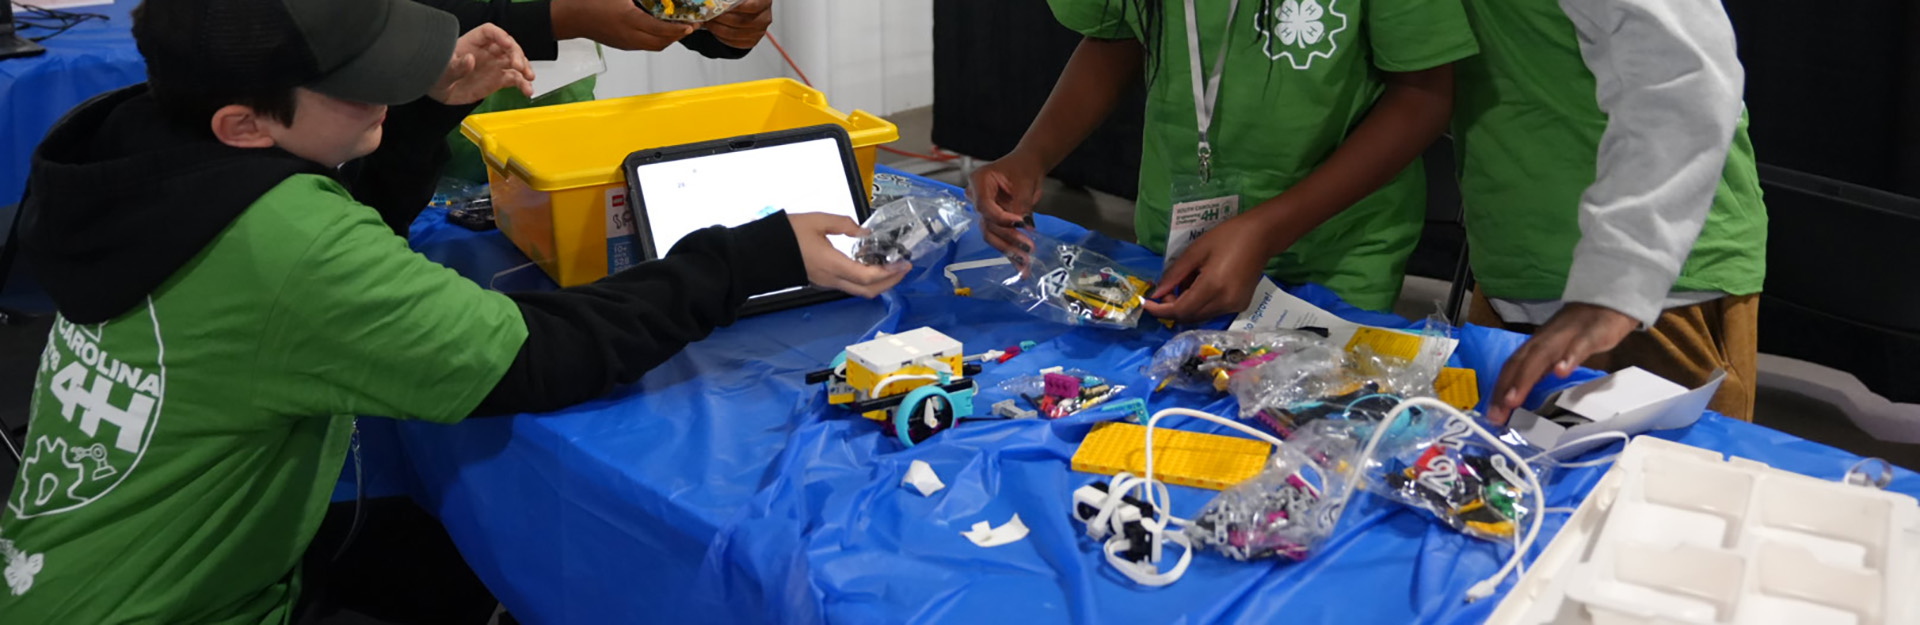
1366, 0, 1479, 72
255, 186, 528, 424
1047, 0, 1139, 40
442, 76, 598, 184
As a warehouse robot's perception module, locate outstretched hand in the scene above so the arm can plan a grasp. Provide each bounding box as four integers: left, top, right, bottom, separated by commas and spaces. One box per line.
789, 212, 908, 298
430, 24, 535, 105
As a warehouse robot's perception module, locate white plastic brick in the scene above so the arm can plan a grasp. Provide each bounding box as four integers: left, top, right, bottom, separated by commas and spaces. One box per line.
845, 327, 962, 375
1489, 437, 1920, 625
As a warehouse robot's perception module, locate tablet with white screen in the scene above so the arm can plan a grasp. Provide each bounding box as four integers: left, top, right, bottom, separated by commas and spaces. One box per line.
622, 125, 872, 315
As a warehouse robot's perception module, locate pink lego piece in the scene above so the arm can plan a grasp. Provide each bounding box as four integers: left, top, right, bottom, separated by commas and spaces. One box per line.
1043, 373, 1081, 398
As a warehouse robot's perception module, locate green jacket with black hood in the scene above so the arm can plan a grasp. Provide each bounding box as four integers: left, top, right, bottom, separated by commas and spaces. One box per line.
0, 70, 803, 625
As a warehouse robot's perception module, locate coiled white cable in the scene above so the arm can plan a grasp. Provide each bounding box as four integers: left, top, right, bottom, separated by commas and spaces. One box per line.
1079, 408, 1291, 586
1343, 397, 1547, 602
1084, 401, 1561, 596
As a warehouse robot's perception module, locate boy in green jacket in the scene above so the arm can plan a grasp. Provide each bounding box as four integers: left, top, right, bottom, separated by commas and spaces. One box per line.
1452, 0, 1767, 422
0, 0, 899, 622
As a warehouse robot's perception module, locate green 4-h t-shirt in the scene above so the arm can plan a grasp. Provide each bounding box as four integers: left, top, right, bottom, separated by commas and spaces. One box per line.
1451, 0, 1766, 311
0, 175, 525, 623
1048, 0, 1478, 310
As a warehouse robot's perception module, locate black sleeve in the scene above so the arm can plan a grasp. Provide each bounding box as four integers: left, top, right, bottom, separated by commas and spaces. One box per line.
339, 100, 481, 235
413, 0, 562, 60
679, 29, 754, 60
470, 212, 810, 416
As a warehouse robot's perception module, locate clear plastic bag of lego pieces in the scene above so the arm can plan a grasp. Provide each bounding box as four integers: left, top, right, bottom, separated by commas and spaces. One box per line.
871, 171, 965, 206
634, 0, 741, 22
1188, 421, 1362, 562
1402, 310, 1460, 388
966, 231, 1157, 329
996, 369, 1128, 418
1361, 413, 1550, 542
1223, 342, 1355, 425
1227, 343, 1445, 435
430, 177, 487, 210
1346, 345, 1442, 403
1146, 330, 1338, 395
854, 196, 973, 266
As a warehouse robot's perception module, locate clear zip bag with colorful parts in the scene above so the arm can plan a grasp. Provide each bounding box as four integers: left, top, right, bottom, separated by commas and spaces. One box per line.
853, 195, 972, 267
1145, 329, 1340, 395
951, 229, 1158, 329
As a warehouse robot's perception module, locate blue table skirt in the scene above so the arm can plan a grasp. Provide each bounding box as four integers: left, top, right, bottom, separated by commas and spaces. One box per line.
1, 0, 145, 206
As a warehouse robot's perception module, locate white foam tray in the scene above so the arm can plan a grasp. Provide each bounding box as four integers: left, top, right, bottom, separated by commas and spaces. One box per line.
1487, 437, 1920, 625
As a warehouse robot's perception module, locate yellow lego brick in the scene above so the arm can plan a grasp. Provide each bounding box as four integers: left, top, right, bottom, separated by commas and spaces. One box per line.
828, 392, 855, 405
954, 287, 972, 297
1466, 519, 1515, 539
1071, 422, 1272, 491
1346, 326, 1424, 362
844, 360, 881, 401
1434, 367, 1480, 411
935, 355, 965, 377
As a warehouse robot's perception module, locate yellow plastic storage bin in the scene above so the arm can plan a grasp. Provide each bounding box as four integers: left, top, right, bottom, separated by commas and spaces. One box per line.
460, 78, 899, 287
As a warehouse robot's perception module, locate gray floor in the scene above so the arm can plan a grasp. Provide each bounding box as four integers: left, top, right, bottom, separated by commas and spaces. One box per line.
882, 105, 1920, 471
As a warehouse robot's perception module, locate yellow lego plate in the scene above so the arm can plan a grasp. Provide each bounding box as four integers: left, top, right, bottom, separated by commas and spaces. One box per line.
1346, 326, 1425, 362
1071, 422, 1271, 491
1434, 367, 1480, 411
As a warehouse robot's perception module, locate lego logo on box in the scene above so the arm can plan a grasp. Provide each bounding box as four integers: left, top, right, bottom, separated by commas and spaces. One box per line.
605, 189, 635, 237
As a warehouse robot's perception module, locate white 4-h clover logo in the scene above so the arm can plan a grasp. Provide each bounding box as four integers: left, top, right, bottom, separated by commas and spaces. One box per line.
1275, 0, 1325, 46
1257, 0, 1348, 70
1, 537, 43, 596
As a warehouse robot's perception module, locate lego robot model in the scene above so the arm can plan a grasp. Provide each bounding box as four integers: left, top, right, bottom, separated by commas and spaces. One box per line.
806, 328, 983, 447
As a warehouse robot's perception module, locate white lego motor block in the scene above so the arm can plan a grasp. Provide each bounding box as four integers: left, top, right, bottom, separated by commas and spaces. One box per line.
846, 327, 963, 376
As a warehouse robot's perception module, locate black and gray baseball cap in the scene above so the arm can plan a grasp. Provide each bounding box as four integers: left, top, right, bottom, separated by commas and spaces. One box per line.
133, 0, 458, 106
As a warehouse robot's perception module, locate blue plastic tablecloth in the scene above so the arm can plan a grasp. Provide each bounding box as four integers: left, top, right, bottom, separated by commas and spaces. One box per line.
392, 167, 1920, 624
1, 0, 145, 206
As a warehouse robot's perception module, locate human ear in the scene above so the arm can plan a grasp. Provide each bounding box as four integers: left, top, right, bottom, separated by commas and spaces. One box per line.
209, 105, 278, 149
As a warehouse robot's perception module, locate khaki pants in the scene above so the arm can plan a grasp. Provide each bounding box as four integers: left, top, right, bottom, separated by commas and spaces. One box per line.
1468, 290, 1759, 421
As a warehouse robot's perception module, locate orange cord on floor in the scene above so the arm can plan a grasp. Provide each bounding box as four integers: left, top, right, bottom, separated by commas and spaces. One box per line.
764, 33, 961, 164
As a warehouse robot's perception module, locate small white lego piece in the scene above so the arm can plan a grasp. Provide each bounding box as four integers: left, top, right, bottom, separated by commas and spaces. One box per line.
902, 460, 946, 497
960, 514, 1029, 547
